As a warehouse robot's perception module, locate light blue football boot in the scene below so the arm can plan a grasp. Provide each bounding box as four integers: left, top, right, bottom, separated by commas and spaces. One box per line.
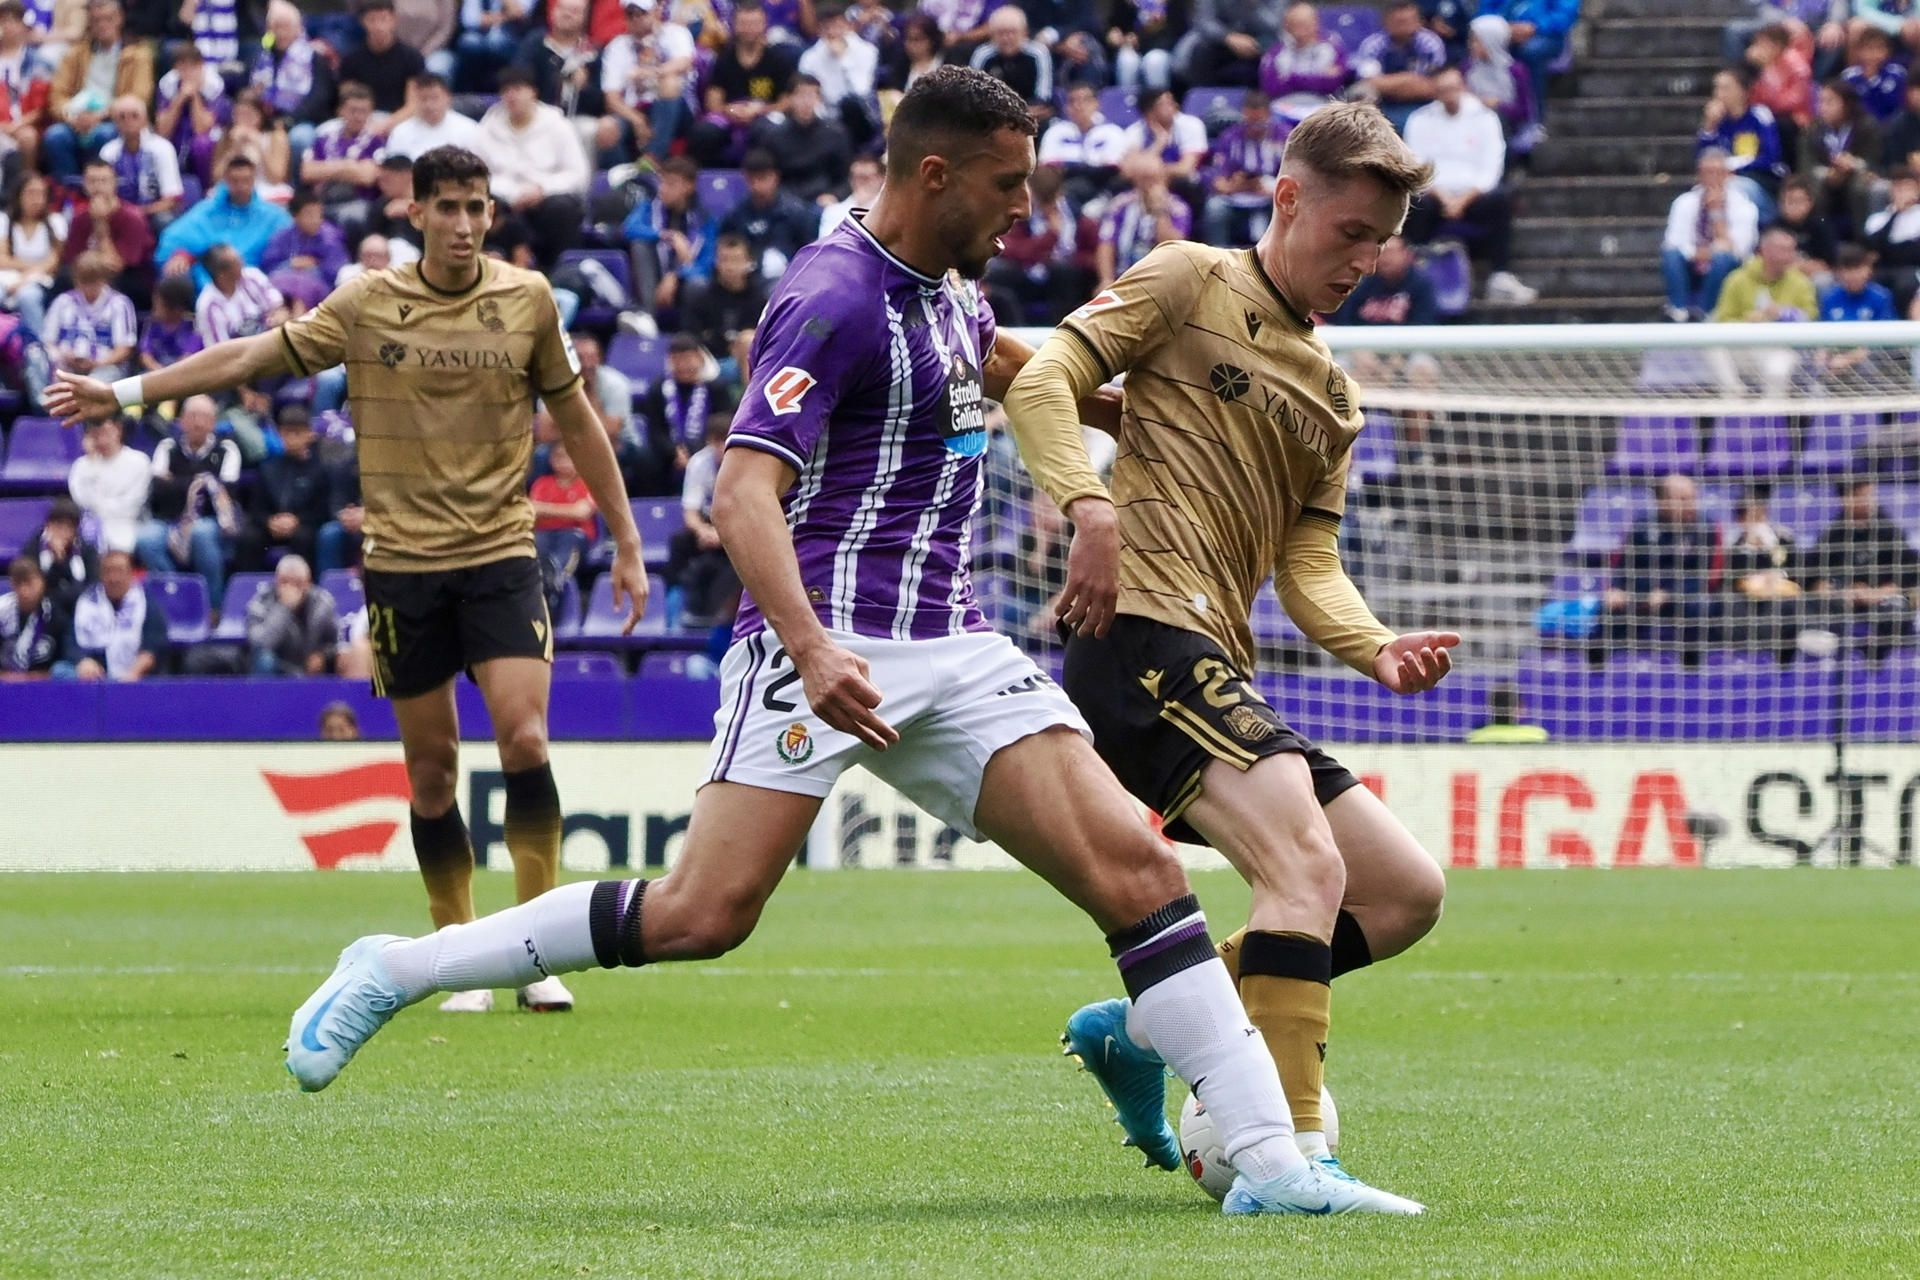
1060, 997, 1181, 1171
284, 934, 410, 1092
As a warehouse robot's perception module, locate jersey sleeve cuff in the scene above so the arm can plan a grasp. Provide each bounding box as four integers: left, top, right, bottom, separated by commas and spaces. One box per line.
278, 326, 311, 377
537, 373, 584, 400
725, 433, 808, 473
1299, 506, 1344, 527
1059, 323, 1115, 383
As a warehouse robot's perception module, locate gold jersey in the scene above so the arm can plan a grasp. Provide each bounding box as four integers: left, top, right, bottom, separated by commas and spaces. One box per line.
279, 258, 583, 573
1060, 241, 1368, 671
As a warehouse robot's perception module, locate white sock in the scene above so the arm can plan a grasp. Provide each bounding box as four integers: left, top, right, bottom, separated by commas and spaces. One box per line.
1296, 1130, 1330, 1160
1125, 957, 1305, 1179
381, 881, 604, 1003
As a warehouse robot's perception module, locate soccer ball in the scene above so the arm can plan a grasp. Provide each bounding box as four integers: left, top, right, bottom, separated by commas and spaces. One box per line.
1177, 1086, 1342, 1202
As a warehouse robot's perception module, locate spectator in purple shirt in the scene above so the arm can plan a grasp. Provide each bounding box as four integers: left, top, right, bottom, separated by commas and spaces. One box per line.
1698, 65, 1787, 215
154, 41, 227, 189
250, 0, 333, 155
300, 81, 385, 232
1096, 152, 1190, 289
1259, 2, 1349, 116
261, 191, 349, 310
1202, 88, 1290, 247
138, 273, 203, 380
1353, 0, 1447, 132
1841, 26, 1907, 125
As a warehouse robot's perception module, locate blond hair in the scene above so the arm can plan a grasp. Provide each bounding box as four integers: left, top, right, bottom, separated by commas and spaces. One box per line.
1281, 102, 1434, 196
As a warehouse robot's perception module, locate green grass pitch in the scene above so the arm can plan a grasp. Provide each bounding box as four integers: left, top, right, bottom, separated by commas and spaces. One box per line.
3, 869, 1917, 1279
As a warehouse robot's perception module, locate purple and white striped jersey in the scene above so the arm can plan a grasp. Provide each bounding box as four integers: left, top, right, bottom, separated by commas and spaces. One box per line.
728, 213, 996, 644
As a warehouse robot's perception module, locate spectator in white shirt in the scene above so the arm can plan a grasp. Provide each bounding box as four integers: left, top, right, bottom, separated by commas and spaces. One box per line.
797, 2, 879, 143
382, 72, 484, 160
35, 249, 137, 405
1661, 148, 1761, 321
1040, 83, 1128, 210
481, 67, 590, 267
98, 95, 184, 226
195, 243, 286, 344
1122, 87, 1209, 191
969, 5, 1053, 107
818, 151, 883, 240
601, 0, 696, 161
66, 416, 150, 554
1401, 66, 1536, 305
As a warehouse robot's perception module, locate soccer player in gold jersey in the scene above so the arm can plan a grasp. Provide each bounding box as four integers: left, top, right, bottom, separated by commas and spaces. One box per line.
1004, 103, 1459, 1192
47, 146, 649, 1015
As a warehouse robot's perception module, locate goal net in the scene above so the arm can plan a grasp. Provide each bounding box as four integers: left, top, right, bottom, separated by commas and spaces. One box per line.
982, 322, 1920, 868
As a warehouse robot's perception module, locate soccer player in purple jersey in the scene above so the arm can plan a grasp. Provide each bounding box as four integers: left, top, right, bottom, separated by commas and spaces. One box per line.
278, 67, 1418, 1216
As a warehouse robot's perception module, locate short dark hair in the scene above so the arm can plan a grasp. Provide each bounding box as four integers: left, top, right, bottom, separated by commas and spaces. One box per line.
278, 402, 312, 428
885, 65, 1037, 183
412, 145, 491, 200
359, 0, 394, 13
83, 157, 113, 174
337, 80, 374, 106
168, 37, 201, 61
717, 231, 752, 254
1835, 242, 1875, 270
154, 274, 196, 312
224, 154, 255, 173
8, 554, 41, 587
668, 331, 703, 354
200, 243, 239, 273
1781, 173, 1815, 199
411, 71, 449, 93
45, 496, 81, 527
742, 147, 779, 173
794, 72, 823, 91
497, 65, 536, 92
659, 155, 699, 181
0, 1, 26, 21
290, 190, 322, 216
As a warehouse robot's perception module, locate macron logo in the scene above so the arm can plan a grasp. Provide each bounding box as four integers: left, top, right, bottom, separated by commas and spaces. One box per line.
764, 366, 817, 416
263, 761, 412, 869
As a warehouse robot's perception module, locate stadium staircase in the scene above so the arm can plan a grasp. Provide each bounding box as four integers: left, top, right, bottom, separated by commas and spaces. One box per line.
1491, 0, 1748, 324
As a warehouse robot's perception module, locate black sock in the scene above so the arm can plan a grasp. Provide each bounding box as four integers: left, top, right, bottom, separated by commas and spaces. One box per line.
411, 803, 475, 926
1330, 909, 1374, 978
588, 878, 649, 969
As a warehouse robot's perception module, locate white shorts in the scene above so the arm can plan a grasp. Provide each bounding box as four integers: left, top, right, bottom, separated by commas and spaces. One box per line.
703, 628, 1090, 839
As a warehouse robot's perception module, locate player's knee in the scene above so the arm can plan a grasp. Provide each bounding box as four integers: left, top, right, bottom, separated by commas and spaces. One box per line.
1271, 817, 1346, 911
1398, 856, 1446, 943
1104, 834, 1193, 926
496, 716, 549, 773
405, 755, 460, 815
646, 880, 762, 960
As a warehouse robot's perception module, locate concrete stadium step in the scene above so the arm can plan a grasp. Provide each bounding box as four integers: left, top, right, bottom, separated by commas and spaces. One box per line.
1593, 0, 1748, 18
1548, 96, 1702, 138
1463, 295, 1670, 324
1512, 216, 1666, 261
1587, 18, 1729, 59
1530, 135, 1697, 178
1510, 256, 1664, 296
1557, 58, 1721, 100
1521, 174, 1686, 219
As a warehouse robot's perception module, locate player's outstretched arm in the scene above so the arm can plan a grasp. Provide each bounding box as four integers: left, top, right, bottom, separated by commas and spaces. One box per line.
710, 447, 898, 751
548, 381, 648, 633
1276, 519, 1461, 693
43, 332, 293, 427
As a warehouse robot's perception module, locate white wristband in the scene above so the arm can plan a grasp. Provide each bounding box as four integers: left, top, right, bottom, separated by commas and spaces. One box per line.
111, 376, 144, 409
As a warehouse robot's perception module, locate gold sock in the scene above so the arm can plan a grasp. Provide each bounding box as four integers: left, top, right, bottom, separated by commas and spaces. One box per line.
502, 763, 563, 904
411, 805, 476, 927
1236, 930, 1334, 1135
1216, 927, 1248, 983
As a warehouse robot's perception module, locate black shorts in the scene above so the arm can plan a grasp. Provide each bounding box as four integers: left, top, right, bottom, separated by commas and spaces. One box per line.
362, 554, 552, 700
1061, 614, 1361, 845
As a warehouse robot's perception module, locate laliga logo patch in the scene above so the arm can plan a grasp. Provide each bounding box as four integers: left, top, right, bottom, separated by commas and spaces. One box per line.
1072, 290, 1122, 319
775, 722, 816, 764
764, 366, 817, 416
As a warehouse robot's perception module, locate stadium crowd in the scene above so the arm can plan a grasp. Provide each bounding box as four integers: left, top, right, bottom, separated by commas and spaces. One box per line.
1665, 2, 1920, 325
0, 0, 1582, 681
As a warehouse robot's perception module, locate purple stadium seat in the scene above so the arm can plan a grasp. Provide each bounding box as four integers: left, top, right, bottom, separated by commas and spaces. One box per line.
1567, 486, 1649, 557
1606, 415, 1698, 478
556, 249, 630, 326
1250, 580, 1305, 646
1800, 411, 1875, 476
581, 571, 671, 643
633, 498, 679, 567
1422, 242, 1471, 317
552, 574, 581, 638
1, 417, 81, 493
212, 572, 275, 641
1183, 86, 1244, 130
1634, 348, 1718, 394
1097, 85, 1141, 128
698, 169, 748, 219
1766, 484, 1840, 546
639, 650, 703, 679
1701, 414, 1792, 477
1321, 5, 1383, 46
319, 570, 364, 617
1878, 483, 1920, 548
606, 332, 666, 389
0, 496, 51, 558
1847, 650, 1920, 741
145, 572, 211, 644
1516, 650, 1839, 741
1551, 569, 1610, 597
553, 650, 624, 679
1352, 412, 1397, 485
